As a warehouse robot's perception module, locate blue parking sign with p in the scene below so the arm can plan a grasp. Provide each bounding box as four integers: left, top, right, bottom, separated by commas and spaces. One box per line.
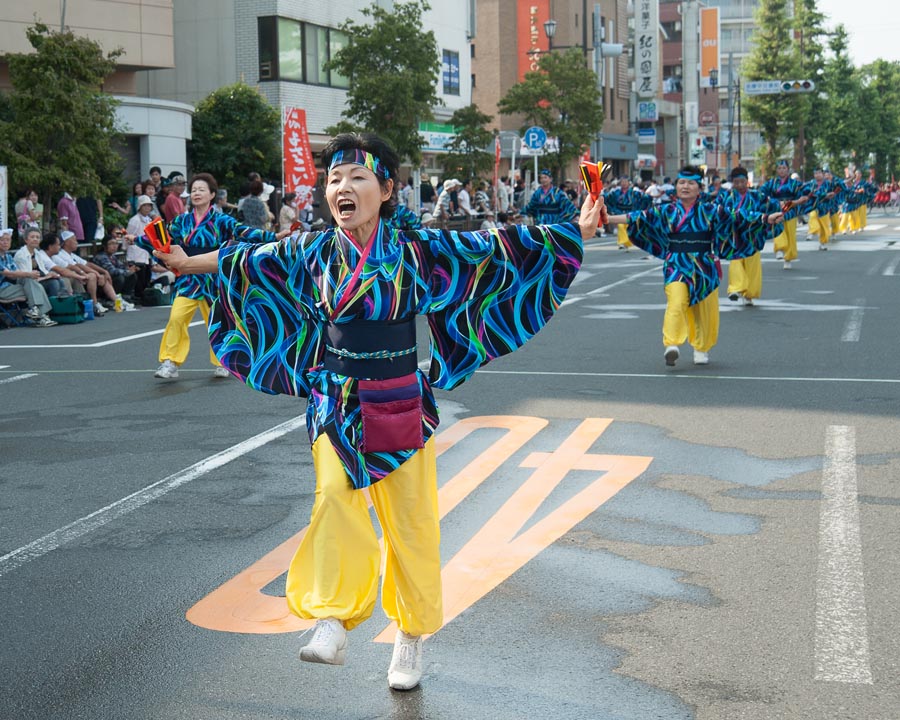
524, 126, 547, 150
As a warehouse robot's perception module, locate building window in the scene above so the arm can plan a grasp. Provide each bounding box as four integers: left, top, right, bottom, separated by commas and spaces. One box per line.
257, 16, 349, 88
443, 49, 460, 95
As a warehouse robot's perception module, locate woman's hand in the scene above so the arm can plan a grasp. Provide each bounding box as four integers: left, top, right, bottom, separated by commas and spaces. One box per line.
153, 244, 189, 270
767, 212, 785, 225
275, 228, 293, 240
578, 194, 605, 241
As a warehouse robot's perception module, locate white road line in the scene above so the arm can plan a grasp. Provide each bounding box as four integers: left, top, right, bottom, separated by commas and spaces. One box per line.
0, 373, 38, 385
564, 266, 661, 305
815, 425, 873, 684
476, 369, 900, 384
883, 255, 900, 276
841, 299, 865, 342
0, 414, 307, 579
0, 320, 205, 350
0, 365, 9, 369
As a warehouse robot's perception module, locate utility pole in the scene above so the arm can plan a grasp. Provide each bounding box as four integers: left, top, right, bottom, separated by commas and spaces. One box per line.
682, 0, 700, 168
726, 51, 734, 174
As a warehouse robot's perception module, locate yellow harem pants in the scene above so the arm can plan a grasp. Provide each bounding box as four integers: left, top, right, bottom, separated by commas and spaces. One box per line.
807, 210, 831, 246
860, 204, 868, 229
840, 209, 860, 234
158, 295, 220, 366
663, 281, 719, 353
830, 211, 841, 237
286, 435, 443, 636
617, 224, 633, 249
727, 252, 763, 299
773, 217, 799, 261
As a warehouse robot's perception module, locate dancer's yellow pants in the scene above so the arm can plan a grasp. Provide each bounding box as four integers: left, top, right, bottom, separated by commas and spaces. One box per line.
663, 281, 719, 352
727, 252, 763, 299
158, 295, 220, 366
286, 435, 443, 636
617, 224, 633, 248
860, 204, 868, 229
830, 211, 841, 237
773, 217, 799, 261
807, 210, 831, 245
840, 209, 860, 234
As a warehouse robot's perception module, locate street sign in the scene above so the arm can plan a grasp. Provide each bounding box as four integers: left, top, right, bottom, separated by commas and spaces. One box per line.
523, 126, 547, 150
637, 128, 657, 145
637, 101, 659, 122
699, 110, 718, 126
689, 133, 704, 162
743, 80, 783, 95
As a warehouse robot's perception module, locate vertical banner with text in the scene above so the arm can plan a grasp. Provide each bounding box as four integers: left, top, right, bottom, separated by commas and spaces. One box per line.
517, 0, 550, 82
0, 166, 7, 232
635, 0, 659, 97
700, 7, 720, 88
282, 107, 317, 210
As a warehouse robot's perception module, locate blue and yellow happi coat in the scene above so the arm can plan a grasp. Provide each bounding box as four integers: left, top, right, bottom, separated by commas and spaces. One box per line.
209, 220, 583, 489
758, 176, 806, 221
603, 187, 651, 214
137, 209, 276, 303
717, 188, 782, 253
626, 200, 769, 306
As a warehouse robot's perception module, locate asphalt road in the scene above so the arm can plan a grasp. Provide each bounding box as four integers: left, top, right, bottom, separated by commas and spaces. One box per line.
1, 220, 899, 720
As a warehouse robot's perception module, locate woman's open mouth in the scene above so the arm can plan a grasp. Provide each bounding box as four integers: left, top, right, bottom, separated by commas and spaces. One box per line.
337, 198, 357, 219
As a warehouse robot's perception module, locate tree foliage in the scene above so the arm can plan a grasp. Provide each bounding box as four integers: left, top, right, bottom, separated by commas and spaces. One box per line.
790, 0, 828, 173
0, 23, 122, 226
742, 0, 797, 176
855, 60, 900, 181
440, 105, 495, 179
497, 48, 602, 180
189, 82, 281, 196
325, 0, 441, 164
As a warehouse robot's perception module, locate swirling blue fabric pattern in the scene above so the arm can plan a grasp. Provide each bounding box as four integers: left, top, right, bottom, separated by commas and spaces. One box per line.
209, 220, 583, 489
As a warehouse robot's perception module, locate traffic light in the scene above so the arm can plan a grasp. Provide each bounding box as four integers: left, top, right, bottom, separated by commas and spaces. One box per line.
780, 80, 816, 94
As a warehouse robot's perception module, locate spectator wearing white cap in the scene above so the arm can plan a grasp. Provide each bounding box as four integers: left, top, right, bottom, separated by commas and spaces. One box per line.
434, 179, 459, 220
55, 231, 113, 313
419, 212, 436, 228
0, 228, 57, 326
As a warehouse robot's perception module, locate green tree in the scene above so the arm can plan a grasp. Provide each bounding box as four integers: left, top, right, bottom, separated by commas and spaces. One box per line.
857, 60, 900, 181
189, 82, 280, 197
325, 0, 441, 164
0, 23, 122, 228
440, 105, 495, 179
814, 27, 864, 173
497, 48, 602, 180
791, 0, 829, 174
742, 0, 798, 175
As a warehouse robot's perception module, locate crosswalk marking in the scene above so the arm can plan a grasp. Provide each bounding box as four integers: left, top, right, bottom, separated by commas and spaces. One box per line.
815, 425, 873, 684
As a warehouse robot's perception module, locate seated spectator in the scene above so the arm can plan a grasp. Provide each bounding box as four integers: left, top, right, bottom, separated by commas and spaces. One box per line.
0, 228, 57, 326
93, 233, 138, 302
420, 212, 436, 228
13, 228, 66, 298
279, 192, 299, 232
38, 233, 86, 297
214, 189, 237, 216
125, 199, 175, 290
56, 231, 113, 313
479, 210, 498, 230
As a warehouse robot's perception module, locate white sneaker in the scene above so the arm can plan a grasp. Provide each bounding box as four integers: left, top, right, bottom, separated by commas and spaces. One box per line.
34, 315, 58, 327
212, 366, 230, 378
299, 618, 347, 665
743, 296, 755, 306
388, 630, 423, 690
783, 260, 792, 269
775, 250, 785, 260
693, 350, 709, 365
154, 359, 179, 379
94, 303, 108, 315
819, 244, 828, 251
25, 306, 43, 320
664, 345, 680, 366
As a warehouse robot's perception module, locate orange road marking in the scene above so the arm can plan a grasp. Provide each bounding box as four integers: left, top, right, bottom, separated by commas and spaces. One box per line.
186, 417, 652, 639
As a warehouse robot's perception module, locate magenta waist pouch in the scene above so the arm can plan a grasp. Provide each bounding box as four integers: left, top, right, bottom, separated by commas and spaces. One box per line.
358, 373, 424, 454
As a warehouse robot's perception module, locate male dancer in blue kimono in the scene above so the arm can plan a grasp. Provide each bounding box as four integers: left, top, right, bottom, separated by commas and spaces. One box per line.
802, 168, 837, 250
718, 167, 782, 306
601, 166, 783, 366
523, 168, 579, 224
603, 176, 650, 250
758, 160, 809, 269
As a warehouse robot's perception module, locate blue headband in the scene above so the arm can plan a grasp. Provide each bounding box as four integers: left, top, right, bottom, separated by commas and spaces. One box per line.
776, 159, 789, 168
730, 171, 748, 179
677, 171, 703, 183
539, 168, 552, 177
327, 149, 390, 180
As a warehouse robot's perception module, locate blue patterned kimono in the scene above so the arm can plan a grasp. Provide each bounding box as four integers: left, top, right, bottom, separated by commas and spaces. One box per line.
523, 186, 578, 224
386, 205, 422, 231
717, 189, 782, 254
603, 187, 651, 214
626, 200, 770, 306
209, 221, 583, 489
136, 208, 275, 303
801, 178, 837, 215
758, 176, 806, 221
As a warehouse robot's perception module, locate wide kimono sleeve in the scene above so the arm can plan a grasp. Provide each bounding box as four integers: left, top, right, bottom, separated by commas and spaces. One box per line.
625, 207, 668, 258
217, 213, 277, 244
714, 202, 771, 259
208, 236, 322, 397
406, 222, 583, 390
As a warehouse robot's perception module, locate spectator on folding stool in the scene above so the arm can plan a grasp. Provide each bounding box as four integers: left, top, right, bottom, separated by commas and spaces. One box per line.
93, 232, 138, 301
0, 228, 57, 326
56, 231, 113, 313
13, 228, 67, 298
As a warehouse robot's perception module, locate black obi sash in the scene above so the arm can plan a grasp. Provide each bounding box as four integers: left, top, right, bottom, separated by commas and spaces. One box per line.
322, 318, 418, 379
668, 230, 713, 254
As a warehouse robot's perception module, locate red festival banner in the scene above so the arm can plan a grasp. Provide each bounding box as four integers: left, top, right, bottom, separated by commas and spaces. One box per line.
282, 107, 316, 206
517, 0, 550, 82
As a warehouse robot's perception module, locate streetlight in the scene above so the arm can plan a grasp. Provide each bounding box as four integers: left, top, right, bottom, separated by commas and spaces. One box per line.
544, 18, 557, 52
